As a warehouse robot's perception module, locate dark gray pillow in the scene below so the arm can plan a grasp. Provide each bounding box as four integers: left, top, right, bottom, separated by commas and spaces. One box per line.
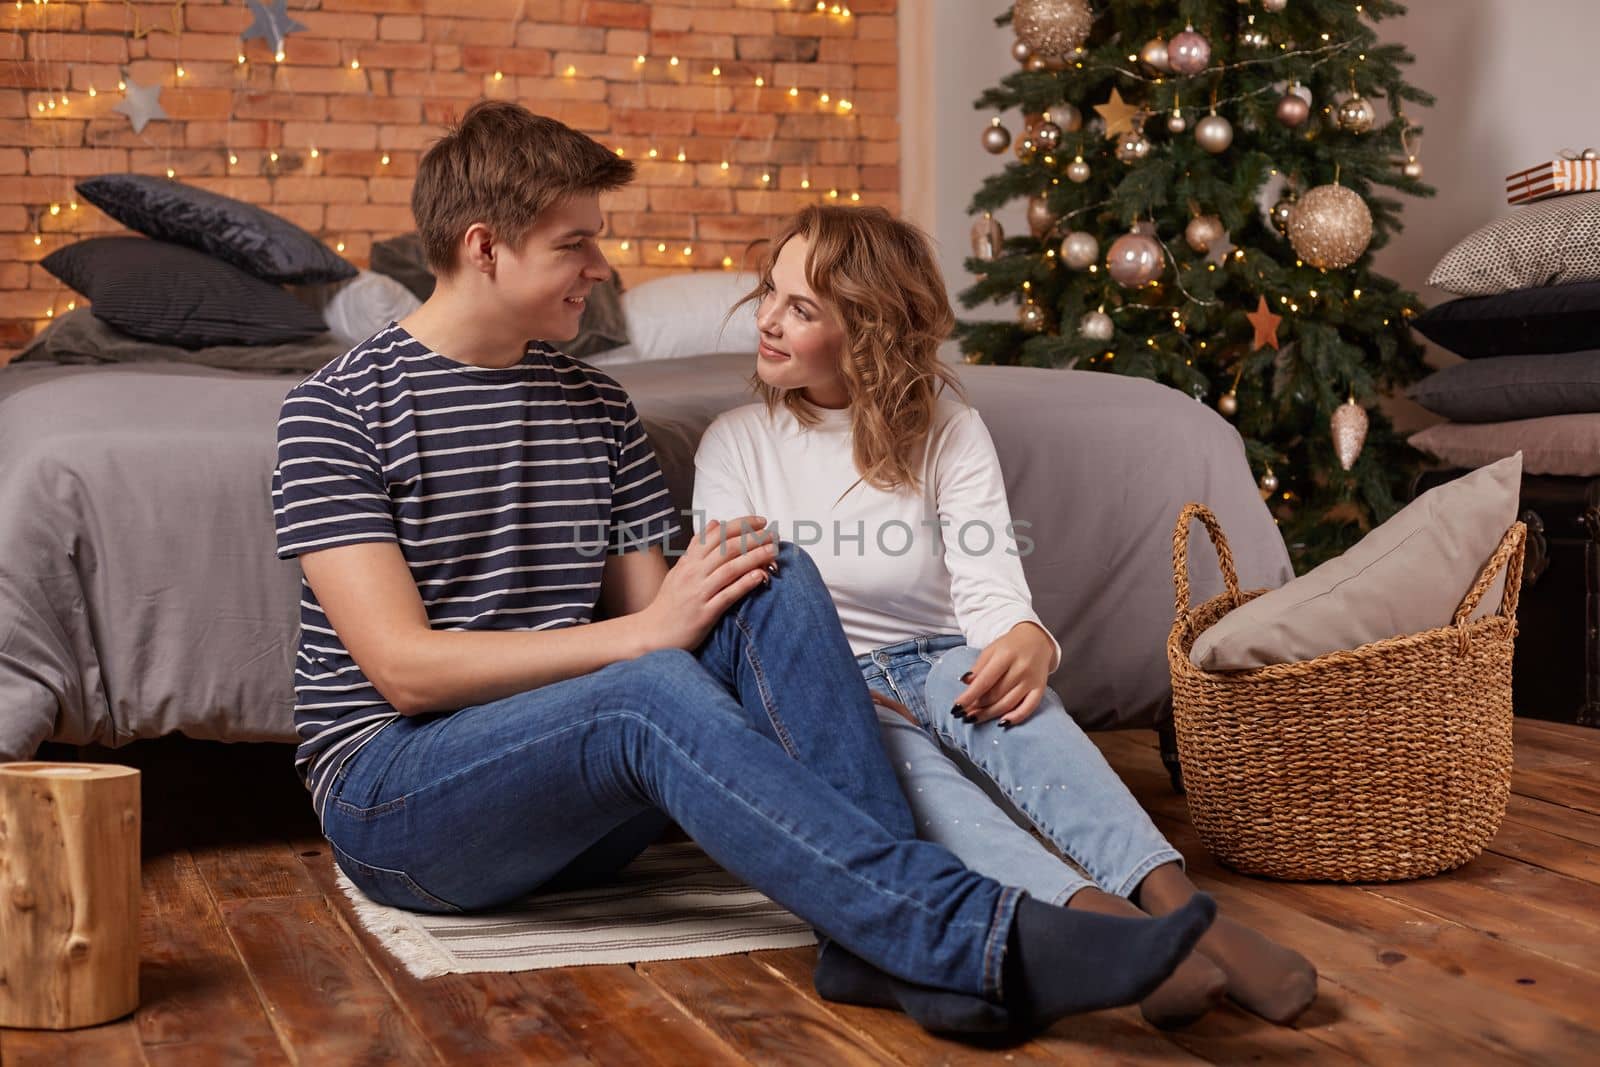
43, 237, 328, 350
14, 307, 345, 373
1412, 279, 1600, 357
1408, 351, 1600, 422
76, 173, 355, 285
368, 230, 630, 357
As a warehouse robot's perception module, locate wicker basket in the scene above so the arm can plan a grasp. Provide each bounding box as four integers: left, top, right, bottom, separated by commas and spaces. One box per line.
1167, 503, 1524, 883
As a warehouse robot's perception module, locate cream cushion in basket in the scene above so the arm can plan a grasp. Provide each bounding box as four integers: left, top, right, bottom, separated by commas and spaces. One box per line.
1189, 453, 1522, 671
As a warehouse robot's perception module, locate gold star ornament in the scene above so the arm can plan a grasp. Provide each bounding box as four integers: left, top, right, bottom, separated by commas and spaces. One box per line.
1247, 295, 1283, 351
1094, 88, 1142, 141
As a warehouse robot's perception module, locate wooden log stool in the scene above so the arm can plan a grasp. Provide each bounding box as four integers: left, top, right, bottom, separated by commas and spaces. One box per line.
0, 763, 140, 1030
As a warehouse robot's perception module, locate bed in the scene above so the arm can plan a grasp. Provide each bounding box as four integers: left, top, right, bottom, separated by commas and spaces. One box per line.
0, 333, 1291, 762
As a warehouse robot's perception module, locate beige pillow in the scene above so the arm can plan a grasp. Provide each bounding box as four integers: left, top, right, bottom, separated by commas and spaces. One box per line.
1190, 453, 1522, 670
1410, 415, 1600, 477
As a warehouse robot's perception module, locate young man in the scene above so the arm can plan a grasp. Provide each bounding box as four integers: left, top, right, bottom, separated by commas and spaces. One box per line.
271, 101, 1214, 1037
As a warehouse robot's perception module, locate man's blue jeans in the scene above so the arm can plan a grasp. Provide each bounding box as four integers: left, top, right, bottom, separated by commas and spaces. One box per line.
321, 544, 1022, 999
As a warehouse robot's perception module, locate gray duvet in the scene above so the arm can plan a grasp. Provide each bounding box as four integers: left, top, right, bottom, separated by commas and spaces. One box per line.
0, 353, 1289, 760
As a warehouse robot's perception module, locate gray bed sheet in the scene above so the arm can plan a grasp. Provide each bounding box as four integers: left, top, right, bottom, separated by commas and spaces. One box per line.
0, 353, 1289, 759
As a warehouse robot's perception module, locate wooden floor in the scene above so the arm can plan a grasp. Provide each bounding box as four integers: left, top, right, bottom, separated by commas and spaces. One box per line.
4, 719, 1599, 1065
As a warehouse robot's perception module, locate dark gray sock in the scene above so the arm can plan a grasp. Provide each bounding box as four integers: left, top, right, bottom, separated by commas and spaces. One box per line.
813, 940, 1013, 1034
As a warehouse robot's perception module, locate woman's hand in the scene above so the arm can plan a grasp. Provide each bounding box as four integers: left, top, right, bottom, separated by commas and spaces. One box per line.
952, 622, 1056, 727
636, 516, 778, 652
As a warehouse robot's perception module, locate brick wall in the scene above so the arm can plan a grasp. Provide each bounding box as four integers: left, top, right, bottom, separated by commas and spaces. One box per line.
0, 0, 899, 358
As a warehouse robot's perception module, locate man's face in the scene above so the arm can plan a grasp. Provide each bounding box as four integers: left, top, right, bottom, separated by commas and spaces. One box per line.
492, 193, 613, 342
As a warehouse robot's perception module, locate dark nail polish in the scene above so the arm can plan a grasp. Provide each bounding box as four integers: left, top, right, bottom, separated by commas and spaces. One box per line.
998, 720, 1013, 730
950, 703, 965, 719
961, 672, 974, 684
767, 562, 779, 574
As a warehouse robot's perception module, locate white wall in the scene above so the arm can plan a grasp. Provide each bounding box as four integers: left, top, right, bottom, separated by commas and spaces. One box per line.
901, 0, 1600, 416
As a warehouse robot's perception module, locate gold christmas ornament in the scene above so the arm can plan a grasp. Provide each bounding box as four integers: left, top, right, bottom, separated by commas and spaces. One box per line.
1184, 215, 1225, 253
1139, 37, 1171, 72
1336, 94, 1377, 134
1269, 195, 1296, 235
1094, 88, 1141, 140
1332, 397, 1369, 470
1079, 309, 1114, 341
1011, 0, 1094, 57
1115, 132, 1151, 164
970, 213, 1005, 261
1026, 194, 1059, 237
1217, 390, 1239, 417
1018, 298, 1050, 333
1066, 157, 1091, 183
1025, 55, 1051, 72
982, 118, 1012, 154
1287, 184, 1373, 269
1167, 26, 1211, 75
1060, 230, 1099, 270
1107, 231, 1164, 287
1194, 113, 1233, 154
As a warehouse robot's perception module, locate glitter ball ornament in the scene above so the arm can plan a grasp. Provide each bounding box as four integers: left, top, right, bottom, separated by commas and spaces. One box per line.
1034, 121, 1063, 151
1052, 103, 1083, 133
1026, 195, 1059, 237
982, 119, 1012, 154
1011, 0, 1093, 56
1269, 196, 1296, 235
1332, 398, 1370, 470
1067, 158, 1091, 183
1115, 132, 1151, 164
1107, 232, 1164, 287
1184, 215, 1225, 254
1139, 37, 1171, 72
1079, 309, 1114, 341
1217, 390, 1238, 417
970, 213, 1004, 261
1288, 184, 1373, 269
1019, 298, 1049, 333
1167, 110, 1187, 133
1337, 94, 1376, 134
1276, 90, 1311, 127
1195, 113, 1233, 154
1167, 26, 1211, 75
1060, 230, 1098, 270
1259, 469, 1280, 495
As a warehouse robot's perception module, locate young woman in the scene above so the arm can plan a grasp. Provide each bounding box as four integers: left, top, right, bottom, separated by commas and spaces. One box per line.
693, 205, 1318, 1029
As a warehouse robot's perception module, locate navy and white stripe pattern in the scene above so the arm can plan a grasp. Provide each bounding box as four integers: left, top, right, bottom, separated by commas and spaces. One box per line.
272, 323, 678, 821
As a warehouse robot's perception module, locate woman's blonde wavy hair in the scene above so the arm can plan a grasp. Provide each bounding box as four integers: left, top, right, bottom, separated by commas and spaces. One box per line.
737, 205, 961, 494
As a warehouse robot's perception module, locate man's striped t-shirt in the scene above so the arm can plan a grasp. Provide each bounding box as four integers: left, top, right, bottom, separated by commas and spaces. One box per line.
271, 323, 679, 821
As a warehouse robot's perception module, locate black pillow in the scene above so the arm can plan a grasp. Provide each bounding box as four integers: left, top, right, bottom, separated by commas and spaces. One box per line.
1407, 350, 1600, 422
76, 173, 356, 285
1412, 279, 1600, 358
370, 232, 435, 300
43, 237, 328, 350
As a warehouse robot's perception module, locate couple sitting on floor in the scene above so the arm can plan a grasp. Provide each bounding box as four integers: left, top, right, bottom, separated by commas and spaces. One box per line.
271, 100, 1316, 1039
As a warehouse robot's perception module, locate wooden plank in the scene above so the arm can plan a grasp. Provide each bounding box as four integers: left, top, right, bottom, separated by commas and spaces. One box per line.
1485, 817, 1600, 884
0, 1020, 148, 1067
1513, 770, 1600, 818
1514, 719, 1600, 760
136, 848, 290, 1065
753, 946, 1209, 1067
192, 837, 323, 903
1503, 793, 1600, 848
218, 894, 443, 1066
638, 953, 894, 1065
295, 839, 596, 1066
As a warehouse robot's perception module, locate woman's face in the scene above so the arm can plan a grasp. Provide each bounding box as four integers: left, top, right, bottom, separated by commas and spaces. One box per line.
753, 235, 850, 409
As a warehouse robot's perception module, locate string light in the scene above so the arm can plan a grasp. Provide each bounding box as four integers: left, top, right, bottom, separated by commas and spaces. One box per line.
565, 65, 576, 77
614, 147, 625, 156
176, 66, 186, 78
800, 178, 810, 189
350, 59, 361, 71
761, 172, 771, 184
788, 87, 798, 97
636, 54, 646, 65
229, 153, 238, 165
722, 255, 734, 268
238, 54, 246, 65
669, 56, 679, 67
380, 154, 391, 165
166, 167, 175, 178
676, 149, 686, 162
493, 70, 503, 81
335, 240, 346, 252
647, 148, 658, 158
656, 242, 667, 252
270, 151, 279, 162
682, 245, 692, 255
849, 192, 860, 201
275, 49, 285, 63
712, 65, 721, 77
310, 147, 319, 158
87, 87, 96, 97
719, 160, 729, 170
619, 241, 630, 251
755, 76, 764, 87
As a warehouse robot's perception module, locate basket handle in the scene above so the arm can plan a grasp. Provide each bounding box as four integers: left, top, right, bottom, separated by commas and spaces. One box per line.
1172, 503, 1244, 628
1452, 521, 1526, 629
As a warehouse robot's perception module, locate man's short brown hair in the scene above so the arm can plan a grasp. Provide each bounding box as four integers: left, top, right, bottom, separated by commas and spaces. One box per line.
411, 101, 634, 276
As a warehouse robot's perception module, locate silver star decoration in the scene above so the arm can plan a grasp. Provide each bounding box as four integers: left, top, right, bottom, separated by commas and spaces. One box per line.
241, 0, 308, 54
1204, 233, 1236, 267
113, 74, 168, 134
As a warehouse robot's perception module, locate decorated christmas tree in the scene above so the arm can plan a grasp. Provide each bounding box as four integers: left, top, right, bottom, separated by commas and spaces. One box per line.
956, 0, 1435, 569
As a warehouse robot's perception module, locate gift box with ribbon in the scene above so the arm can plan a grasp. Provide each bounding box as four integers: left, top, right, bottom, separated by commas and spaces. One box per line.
1506, 149, 1600, 205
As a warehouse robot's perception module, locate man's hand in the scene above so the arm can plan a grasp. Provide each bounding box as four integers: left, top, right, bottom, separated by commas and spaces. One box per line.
952, 622, 1056, 727
635, 516, 779, 652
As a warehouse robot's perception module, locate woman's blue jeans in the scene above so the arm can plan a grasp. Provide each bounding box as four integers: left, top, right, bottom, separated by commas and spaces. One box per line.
321, 545, 1021, 999
861, 636, 1183, 905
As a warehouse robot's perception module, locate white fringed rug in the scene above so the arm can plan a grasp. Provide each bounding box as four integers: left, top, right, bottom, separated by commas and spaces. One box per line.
333, 841, 817, 979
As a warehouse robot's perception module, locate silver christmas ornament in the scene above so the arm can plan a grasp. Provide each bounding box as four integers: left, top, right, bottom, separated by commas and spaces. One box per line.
1060, 230, 1098, 270
1276, 90, 1311, 128
970, 214, 1004, 261
982, 120, 1012, 154
1217, 391, 1239, 417
1167, 26, 1212, 75
1166, 110, 1187, 133
1336, 94, 1377, 134
1194, 113, 1233, 154
1402, 156, 1425, 179
1034, 121, 1063, 151
1288, 184, 1373, 269
1012, 39, 1034, 64
1027, 195, 1059, 237
1066, 158, 1091, 183
1139, 37, 1171, 73
1270, 196, 1296, 235
1184, 215, 1225, 254
1018, 298, 1050, 333
1115, 132, 1151, 164
1079, 309, 1114, 341
1263, 0, 1289, 11
1051, 103, 1083, 133
1011, 0, 1094, 57
1259, 469, 1280, 495
1107, 232, 1164, 287
1332, 399, 1369, 470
